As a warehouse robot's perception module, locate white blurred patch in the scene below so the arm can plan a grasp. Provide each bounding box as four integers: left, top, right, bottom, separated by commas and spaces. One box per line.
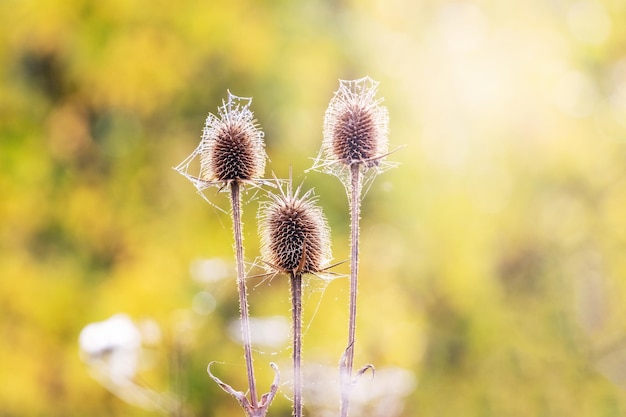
293, 364, 416, 417
79, 313, 141, 384
228, 316, 290, 348
79, 314, 177, 412
190, 257, 231, 284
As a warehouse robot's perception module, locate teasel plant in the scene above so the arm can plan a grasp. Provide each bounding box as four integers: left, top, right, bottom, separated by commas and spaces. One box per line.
258, 179, 333, 417
174, 92, 279, 417
310, 76, 395, 417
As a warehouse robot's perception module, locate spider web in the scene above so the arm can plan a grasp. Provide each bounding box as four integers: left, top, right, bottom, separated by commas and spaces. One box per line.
244, 267, 344, 401
244, 261, 345, 356
172, 91, 270, 212
307, 148, 401, 203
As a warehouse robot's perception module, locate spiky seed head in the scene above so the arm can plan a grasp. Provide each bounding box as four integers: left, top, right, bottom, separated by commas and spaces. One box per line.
260, 186, 331, 275
199, 92, 266, 182
323, 76, 389, 168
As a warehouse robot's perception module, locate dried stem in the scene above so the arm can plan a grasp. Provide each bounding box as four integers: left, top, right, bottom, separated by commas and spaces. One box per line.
230, 181, 258, 407
340, 163, 361, 417
290, 271, 303, 417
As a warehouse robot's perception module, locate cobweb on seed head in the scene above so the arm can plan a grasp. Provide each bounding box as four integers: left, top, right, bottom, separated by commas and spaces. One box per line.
173, 92, 270, 213
243, 257, 345, 361
251, 273, 345, 401
309, 152, 399, 204
307, 77, 400, 199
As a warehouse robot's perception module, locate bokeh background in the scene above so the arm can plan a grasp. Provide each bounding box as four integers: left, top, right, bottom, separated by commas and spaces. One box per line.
2, 0, 626, 416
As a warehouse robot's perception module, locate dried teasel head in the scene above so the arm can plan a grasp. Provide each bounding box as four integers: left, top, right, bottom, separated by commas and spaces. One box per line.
259, 183, 332, 275
316, 77, 389, 178
174, 92, 267, 195
200, 94, 265, 183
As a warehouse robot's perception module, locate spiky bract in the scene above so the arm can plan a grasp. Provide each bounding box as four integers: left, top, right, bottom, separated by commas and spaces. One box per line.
260, 186, 331, 275
200, 94, 265, 182
174, 92, 266, 195
321, 77, 389, 171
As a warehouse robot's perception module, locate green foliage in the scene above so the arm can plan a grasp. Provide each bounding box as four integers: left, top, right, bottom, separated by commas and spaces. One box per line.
2, 0, 626, 416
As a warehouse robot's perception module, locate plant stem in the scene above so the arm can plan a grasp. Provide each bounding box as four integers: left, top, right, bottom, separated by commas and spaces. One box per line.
290, 271, 303, 417
230, 181, 258, 407
340, 163, 361, 417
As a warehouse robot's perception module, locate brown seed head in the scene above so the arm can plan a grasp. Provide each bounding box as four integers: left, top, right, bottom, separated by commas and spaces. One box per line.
199, 92, 266, 182
323, 77, 389, 168
260, 185, 331, 274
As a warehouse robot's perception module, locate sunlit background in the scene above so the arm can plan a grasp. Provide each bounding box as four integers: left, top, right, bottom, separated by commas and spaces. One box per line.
2, 0, 626, 416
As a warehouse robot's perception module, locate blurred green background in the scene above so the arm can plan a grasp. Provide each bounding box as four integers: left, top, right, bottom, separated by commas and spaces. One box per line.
2, 0, 626, 416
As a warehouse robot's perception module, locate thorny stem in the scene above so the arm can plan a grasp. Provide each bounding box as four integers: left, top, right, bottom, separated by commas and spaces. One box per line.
340, 163, 361, 417
290, 272, 303, 417
230, 181, 258, 407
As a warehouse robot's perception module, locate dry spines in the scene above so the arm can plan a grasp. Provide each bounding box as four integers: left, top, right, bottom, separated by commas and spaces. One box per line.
322, 77, 389, 170
198, 93, 266, 183
202, 123, 259, 181
260, 186, 331, 275
332, 105, 378, 166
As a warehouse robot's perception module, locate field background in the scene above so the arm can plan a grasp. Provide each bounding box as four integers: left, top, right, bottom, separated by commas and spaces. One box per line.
2, 0, 626, 416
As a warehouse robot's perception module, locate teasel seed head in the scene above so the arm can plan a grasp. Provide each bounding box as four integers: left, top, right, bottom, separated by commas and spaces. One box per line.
200, 92, 266, 182
260, 184, 332, 275
322, 77, 389, 169
174, 92, 267, 196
